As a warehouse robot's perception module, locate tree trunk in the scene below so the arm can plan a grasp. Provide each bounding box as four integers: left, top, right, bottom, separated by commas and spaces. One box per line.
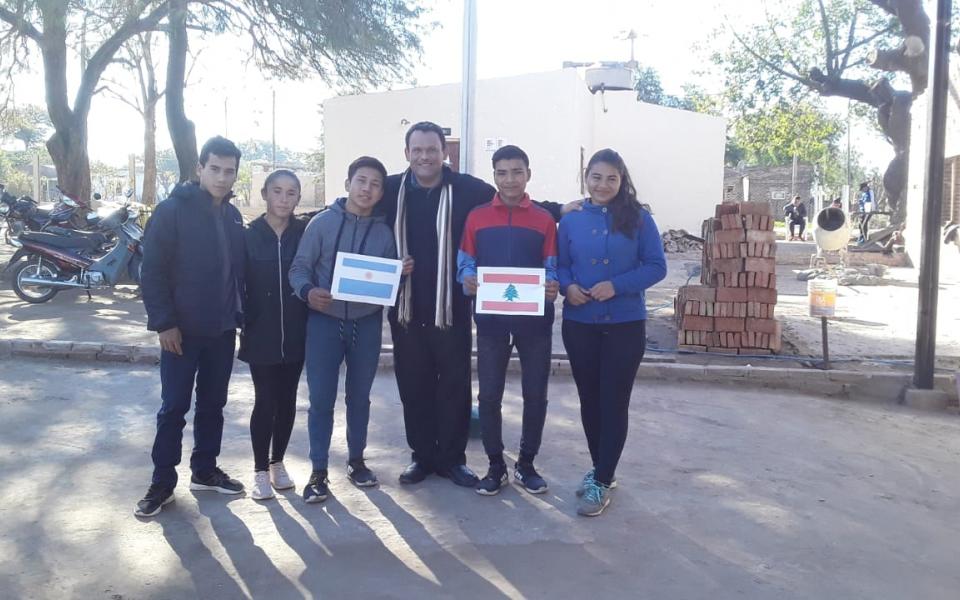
45, 118, 91, 203
165, 0, 197, 183
142, 100, 157, 205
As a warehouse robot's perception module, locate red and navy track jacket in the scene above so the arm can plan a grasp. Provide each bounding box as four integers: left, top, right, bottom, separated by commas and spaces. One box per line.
457, 193, 558, 336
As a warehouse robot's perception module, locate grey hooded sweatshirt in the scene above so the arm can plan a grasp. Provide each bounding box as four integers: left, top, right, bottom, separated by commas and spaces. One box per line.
289, 197, 398, 320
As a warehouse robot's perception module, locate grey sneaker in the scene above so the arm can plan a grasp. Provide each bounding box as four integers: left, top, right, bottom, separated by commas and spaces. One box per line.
576, 480, 612, 517
575, 468, 617, 497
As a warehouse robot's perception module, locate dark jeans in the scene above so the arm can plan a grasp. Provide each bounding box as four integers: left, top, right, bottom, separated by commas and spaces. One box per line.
789, 219, 806, 237
305, 311, 382, 471
151, 331, 236, 489
249, 361, 304, 472
561, 319, 646, 486
477, 332, 551, 465
390, 320, 472, 472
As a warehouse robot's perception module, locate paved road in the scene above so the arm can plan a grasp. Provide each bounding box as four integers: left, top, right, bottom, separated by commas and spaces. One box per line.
1, 358, 957, 599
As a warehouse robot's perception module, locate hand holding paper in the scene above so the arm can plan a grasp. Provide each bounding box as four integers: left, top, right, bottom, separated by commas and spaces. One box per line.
331, 252, 403, 307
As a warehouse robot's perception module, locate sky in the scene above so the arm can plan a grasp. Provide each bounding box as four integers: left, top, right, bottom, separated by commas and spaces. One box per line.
6, 0, 892, 170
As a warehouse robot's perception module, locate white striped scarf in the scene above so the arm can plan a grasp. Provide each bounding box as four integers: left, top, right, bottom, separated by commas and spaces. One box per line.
394, 171, 455, 328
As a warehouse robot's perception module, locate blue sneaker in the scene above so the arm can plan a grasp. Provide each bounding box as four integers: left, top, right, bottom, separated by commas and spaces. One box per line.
577, 480, 612, 517
575, 468, 617, 497
303, 470, 329, 504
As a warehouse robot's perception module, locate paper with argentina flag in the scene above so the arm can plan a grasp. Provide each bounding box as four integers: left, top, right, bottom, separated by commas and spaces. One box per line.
331, 252, 403, 307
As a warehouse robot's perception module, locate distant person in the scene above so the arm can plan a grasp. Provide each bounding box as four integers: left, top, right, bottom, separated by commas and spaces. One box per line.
857, 182, 875, 244
135, 136, 246, 518
238, 170, 308, 501
289, 156, 413, 504
784, 195, 807, 241
830, 197, 843, 209
559, 149, 667, 517
457, 145, 558, 496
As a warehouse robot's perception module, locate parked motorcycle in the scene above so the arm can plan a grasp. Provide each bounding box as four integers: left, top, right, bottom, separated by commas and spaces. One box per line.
6, 203, 143, 303
0, 185, 100, 246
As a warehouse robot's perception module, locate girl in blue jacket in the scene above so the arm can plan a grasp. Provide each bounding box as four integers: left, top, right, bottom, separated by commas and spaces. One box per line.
558, 149, 667, 517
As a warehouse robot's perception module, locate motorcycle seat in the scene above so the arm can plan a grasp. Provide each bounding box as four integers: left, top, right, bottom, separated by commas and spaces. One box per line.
20, 231, 105, 250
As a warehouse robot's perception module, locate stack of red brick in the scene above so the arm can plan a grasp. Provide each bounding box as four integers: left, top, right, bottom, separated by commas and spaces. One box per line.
674, 202, 782, 355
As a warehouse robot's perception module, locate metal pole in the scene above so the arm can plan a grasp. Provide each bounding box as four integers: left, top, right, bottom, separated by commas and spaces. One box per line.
820, 317, 831, 370
913, 0, 952, 389
459, 0, 477, 175
271, 89, 277, 170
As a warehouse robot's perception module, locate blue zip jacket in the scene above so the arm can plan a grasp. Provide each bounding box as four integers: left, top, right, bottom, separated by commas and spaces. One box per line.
558, 200, 667, 324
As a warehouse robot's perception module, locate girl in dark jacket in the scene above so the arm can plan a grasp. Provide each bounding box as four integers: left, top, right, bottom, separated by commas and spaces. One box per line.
238, 170, 309, 500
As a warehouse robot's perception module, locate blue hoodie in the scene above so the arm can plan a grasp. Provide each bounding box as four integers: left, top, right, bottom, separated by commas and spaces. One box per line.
557, 200, 667, 324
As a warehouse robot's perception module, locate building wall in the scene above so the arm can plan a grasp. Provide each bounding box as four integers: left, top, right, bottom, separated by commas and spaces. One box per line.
722, 165, 818, 219
324, 70, 725, 233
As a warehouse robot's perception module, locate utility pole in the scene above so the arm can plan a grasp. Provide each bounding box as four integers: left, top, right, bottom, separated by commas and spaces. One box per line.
271, 89, 277, 170
913, 0, 953, 390
459, 0, 477, 175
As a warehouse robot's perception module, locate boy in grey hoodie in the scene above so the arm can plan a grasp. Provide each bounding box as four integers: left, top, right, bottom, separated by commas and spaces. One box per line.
289, 156, 413, 503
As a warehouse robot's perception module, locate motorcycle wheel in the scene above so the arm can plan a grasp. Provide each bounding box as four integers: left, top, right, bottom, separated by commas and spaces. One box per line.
12, 258, 61, 303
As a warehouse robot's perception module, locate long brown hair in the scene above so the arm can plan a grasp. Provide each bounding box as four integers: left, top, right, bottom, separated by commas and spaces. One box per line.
586, 149, 645, 238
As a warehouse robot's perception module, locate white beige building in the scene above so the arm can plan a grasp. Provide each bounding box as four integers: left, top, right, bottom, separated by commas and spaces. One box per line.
323, 69, 726, 234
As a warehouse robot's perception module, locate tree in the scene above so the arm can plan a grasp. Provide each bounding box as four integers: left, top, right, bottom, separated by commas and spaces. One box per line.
714, 0, 959, 228
0, 2, 170, 202
0, 1, 427, 197
732, 101, 845, 167
0, 104, 52, 150
503, 284, 519, 302
634, 65, 699, 111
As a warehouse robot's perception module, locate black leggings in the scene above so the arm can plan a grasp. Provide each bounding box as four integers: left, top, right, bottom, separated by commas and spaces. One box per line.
561, 319, 646, 486
789, 220, 805, 237
249, 361, 304, 471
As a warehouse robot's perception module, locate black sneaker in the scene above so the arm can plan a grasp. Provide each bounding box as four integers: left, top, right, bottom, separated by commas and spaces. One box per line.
514, 461, 549, 494
189, 467, 244, 494
475, 462, 508, 496
303, 470, 329, 504
347, 459, 378, 488
134, 484, 174, 518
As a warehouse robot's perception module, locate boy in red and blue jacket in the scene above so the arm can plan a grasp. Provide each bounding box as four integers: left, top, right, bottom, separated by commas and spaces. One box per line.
457, 145, 558, 496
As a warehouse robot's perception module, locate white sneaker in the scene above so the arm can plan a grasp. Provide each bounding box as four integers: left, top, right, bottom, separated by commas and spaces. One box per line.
251, 471, 274, 500
270, 461, 295, 490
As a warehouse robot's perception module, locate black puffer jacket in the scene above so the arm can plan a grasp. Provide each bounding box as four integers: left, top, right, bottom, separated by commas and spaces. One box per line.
238, 215, 308, 365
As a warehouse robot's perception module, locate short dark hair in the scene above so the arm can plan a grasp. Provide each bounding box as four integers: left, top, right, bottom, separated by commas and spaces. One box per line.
262, 169, 301, 193
199, 136, 241, 168
404, 121, 446, 149
492, 145, 529, 168
347, 156, 387, 181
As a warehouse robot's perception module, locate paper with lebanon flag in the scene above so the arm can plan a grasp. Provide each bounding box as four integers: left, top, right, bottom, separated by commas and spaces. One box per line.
331, 252, 403, 307
475, 267, 545, 316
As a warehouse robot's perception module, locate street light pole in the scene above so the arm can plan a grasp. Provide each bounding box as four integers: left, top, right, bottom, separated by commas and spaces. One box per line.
913, 0, 953, 389
459, 0, 477, 175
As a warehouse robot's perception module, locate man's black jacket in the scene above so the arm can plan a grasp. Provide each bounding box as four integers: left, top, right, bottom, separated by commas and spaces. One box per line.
141, 182, 245, 337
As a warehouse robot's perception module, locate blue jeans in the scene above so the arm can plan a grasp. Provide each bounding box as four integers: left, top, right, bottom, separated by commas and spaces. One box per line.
305, 311, 382, 471
151, 331, 236, 489
477, 332, 552, 465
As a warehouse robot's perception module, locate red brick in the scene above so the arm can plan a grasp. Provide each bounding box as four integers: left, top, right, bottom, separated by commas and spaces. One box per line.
744, 257, 776, 274
746, 229, 776, 243
707, 347, 739, 354
716, 287, 747, 303
710, 258, 743, 273
746, 318, 779, 334
715, 203, 739, 217
714, 229, 745, 243
743, 348, 772, 355
739, 242, 748, 257
678, 345, 706, 353
682, 316, 714, 331
747, 287, 778, 304
715, 317, 745, 332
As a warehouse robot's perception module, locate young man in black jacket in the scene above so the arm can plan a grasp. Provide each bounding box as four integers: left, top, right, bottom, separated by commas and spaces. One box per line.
381, 122, 575, 487
135, 136, 247, 518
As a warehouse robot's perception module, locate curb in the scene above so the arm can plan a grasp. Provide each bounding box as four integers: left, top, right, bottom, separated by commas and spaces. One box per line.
1, 338, 956, 411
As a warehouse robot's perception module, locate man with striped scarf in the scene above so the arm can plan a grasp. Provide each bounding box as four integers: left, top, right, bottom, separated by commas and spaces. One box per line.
380, 122, 572, 487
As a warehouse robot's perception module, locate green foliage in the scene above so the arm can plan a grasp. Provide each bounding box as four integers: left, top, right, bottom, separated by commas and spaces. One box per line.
732, 100, 844, 167
0, 104, 52, 150
634, 65, 704, 112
